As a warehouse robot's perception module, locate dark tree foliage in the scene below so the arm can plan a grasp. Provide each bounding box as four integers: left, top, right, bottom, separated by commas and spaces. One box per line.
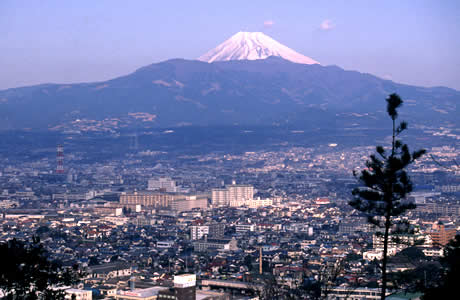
0, 238, 82, 299
243, 255, 253, 271
349, 93, 426, 300
250, 261, 348, 299
393, 246, 426, 262
255, 275, 285, 300
388, 261, 442, 294
35, 225, 51, 235
422, 235, 460, 299
88, 256, 99, 266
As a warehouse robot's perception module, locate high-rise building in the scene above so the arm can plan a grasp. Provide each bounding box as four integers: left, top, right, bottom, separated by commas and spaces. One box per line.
226, 183, 253, 203
430, 221, 457, 247
147, 177, 177, 192
170, 195, 208, 212
56, 144, 65, 174
211, 188, 227, 207
211, 181, 253, 207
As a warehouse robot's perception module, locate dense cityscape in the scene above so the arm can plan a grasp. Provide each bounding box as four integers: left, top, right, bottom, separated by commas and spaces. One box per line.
0, 124, 458, 299
1, 2, 459, 299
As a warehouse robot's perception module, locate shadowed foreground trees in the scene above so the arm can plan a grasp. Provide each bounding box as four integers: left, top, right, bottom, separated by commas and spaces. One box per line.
422, 234, 460, 299
0, 237, 81, 299
349, 93, 425, 299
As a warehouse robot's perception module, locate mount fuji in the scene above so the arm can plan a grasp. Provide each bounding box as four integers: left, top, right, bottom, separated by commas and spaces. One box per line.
198, 31, 319, 65
0, 32, 458, 131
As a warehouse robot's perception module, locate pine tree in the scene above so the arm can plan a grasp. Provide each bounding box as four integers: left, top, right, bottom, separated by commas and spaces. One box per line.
0, 238, 82, 299
349, 93, 426, 300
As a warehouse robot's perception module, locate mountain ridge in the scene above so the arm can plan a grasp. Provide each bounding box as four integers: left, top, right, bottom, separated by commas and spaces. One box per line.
0, 57, 458, 131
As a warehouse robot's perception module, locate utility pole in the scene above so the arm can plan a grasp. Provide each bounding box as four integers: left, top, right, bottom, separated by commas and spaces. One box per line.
185, 256, 189, 273
259, 247, 263, 275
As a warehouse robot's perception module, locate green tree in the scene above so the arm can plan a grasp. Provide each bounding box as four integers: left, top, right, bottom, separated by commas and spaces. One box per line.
349, 93, 425, 299
0, 238, 82, 299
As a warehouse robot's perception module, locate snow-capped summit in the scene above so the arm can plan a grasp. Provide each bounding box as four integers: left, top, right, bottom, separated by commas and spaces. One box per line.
198, 31, 319, 65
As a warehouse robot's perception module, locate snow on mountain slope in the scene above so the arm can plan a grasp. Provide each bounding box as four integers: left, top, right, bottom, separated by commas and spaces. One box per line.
198, 31, 319, 65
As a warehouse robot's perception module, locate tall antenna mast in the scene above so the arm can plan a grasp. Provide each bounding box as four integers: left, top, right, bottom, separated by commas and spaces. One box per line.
56, 144, 64, 174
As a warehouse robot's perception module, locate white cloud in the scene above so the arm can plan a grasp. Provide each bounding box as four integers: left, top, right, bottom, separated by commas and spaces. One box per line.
320, 19, 335, 31
263, 20, 275, 28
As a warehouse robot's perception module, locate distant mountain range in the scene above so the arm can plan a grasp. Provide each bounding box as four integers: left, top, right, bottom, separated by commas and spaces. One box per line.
0, 33, 458, 132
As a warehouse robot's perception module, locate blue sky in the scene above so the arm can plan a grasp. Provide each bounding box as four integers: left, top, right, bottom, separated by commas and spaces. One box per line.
1, 0, 459, 90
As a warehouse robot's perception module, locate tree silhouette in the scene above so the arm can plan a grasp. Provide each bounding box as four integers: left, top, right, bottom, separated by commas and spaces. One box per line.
0, 237, 82, 299
349, 93, 425, 300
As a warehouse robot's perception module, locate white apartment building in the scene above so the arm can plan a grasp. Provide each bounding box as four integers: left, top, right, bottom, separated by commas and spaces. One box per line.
235, 224, 256, 233
147, 177, 177, 192
190, 225, 209, 240
230, 197, 273, 208
211, 181, 253, 206
171, 195, 208, 212
211, 188, 228, 206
